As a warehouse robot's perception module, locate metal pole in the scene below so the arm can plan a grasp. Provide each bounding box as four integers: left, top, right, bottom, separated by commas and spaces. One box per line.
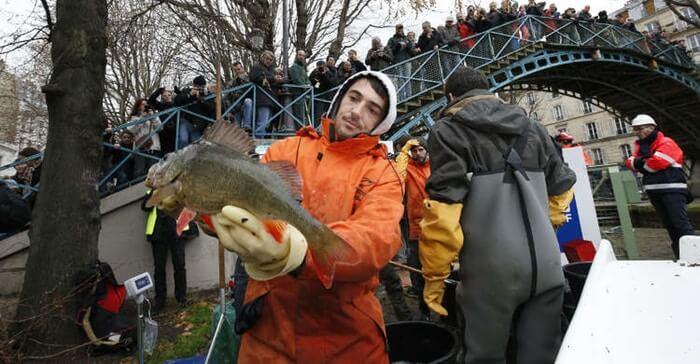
137, 295, 144, 364
282, 0, 289, 78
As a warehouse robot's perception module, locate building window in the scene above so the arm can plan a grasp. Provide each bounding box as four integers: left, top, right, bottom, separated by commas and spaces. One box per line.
582, 100, 593, 114
586, 122, 599, 140
552, 90, 560, 99
591, 148, 605, 165
688, 34, 700, 53
620, 144, 633, 159
681, 7, 700, 24
614, 117, 629, 135
645, 21, 661, 33
526, 93, 536, 105
554, 105, 565, 121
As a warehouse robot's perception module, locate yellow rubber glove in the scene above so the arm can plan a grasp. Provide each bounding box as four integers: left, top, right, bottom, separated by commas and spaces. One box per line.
211, 206, 308, 281
395, 139, 421, 180
419, 199, 464, 316
549, 188, 575, 228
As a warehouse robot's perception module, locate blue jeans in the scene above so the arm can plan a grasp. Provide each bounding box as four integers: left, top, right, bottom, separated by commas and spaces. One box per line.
177, 119, 199, 148
236, 98, 253, 130
254, 106, 273, 137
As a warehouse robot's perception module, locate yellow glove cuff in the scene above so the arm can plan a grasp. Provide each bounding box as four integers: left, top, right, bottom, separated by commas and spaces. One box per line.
549, 188, 574, 227
419, 199, 464, 281
245, 225, 308, 281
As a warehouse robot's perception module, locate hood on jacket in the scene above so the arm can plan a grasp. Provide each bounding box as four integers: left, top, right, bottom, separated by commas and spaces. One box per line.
441, 89, 529, 136
327, 70, 397, 136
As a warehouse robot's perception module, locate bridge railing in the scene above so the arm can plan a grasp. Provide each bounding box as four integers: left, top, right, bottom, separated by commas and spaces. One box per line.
3, 16, 695, 199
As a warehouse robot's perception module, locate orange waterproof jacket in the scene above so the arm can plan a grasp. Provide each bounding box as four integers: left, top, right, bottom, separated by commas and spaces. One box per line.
237, 118, 404, 363
406, 159, 430, 240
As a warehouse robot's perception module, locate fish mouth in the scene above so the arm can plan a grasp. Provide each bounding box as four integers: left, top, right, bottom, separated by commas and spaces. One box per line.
145, 172, 183, 209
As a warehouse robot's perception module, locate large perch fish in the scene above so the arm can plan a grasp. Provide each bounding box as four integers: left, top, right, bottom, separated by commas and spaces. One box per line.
144, 121, 356, 288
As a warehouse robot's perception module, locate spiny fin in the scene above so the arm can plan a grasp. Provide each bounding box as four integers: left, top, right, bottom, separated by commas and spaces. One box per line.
203, 120, 256, 155
266, 160, 303, 201
306, 227, 358, 289
176, 207, 197, 236
262, 219, 287, 244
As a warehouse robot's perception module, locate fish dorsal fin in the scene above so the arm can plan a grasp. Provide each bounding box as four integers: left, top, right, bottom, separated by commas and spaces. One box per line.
204, 120, 256, 155
266, 160, 303, 201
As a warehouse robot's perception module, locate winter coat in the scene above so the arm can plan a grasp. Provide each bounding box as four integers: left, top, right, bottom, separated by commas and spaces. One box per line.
288, 60, 310, 86
127, 114, 162, 152
350, 59, 367, 73
309, 67, 340, 93
174, 87, 215, 132
626, 130, 689, 194
458, 21, 477, 48
387, 33, 412, 63
577, 10, 593, 21
406, 159, 430, 240
148, 88, 177, 153
526, 4, 544, 16
237, 117, 404, 363
249, 61, 285, 108
0, 182, 31, 233
425, 89, 576, 300
365, 46, 393, 71
417, 29, 444, 53
439, 25, 461, 47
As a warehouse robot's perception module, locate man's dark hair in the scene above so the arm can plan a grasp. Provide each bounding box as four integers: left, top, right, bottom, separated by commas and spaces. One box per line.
444, 66, 490, 98
18, 147, 40, 158
232, 61, 243, 67
331, 74, 390, 121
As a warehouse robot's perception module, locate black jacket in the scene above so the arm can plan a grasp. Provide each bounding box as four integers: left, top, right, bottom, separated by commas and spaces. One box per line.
309, 67, 340, 93
350, 60, 367, 73
174, 87, 215, 132
418, 30, 444, 52
249, 62, 285, 108
0, 183, 31, 233
387, 33, 412, 63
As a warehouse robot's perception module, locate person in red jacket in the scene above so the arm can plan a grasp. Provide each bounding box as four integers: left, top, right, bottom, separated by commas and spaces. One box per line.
625, 114, 695, 259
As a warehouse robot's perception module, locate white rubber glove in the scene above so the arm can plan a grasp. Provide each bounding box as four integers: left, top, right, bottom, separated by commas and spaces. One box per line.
211, 205, 308, 281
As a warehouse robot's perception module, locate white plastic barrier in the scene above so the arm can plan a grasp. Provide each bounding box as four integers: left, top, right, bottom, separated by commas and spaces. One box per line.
557, 239, 700, 363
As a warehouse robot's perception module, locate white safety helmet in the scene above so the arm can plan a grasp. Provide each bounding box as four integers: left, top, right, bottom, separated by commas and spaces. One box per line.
327, 70, 398, 136
631, 114, 657, 127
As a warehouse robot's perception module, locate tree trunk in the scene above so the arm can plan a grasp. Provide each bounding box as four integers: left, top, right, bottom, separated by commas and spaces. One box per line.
13, 0, 107, 357
294, 0, 310, 54
328, 0, 351, 58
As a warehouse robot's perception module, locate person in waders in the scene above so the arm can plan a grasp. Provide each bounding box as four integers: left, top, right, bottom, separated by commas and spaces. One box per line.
419, 66, 577, 364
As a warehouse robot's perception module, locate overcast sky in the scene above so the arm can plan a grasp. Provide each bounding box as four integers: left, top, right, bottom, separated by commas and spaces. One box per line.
1, 0, 628, 68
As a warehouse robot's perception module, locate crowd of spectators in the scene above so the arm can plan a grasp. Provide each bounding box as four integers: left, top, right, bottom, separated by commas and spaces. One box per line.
1, 1, 692, 238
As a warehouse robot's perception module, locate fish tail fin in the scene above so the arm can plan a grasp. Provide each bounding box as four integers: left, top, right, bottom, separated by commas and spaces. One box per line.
262, 219, 288, 244
307, 227, 358, 289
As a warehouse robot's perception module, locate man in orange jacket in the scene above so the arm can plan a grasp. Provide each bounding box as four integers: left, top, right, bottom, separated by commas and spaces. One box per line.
397, 137, 431, 318
211, 71, 404, 363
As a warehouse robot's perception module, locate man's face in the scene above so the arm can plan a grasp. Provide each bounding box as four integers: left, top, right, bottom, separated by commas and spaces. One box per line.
407, 32, 416, 42
372, 39, 381, 48
549, 4, 556, 10
396, 25, 404, 35
262, 53, 274, 67
296, 51, 306, 63
121, 133, 134, 145
162, 90, 172, 103
326, 57, 335, 67
410, 145, 428, 164
334, 78, 386, 139
446, 20, 454, 28
233, 64, 244, 76
422, 25, 431, 34
348, 50, 357, 61
634, 125, 655, 140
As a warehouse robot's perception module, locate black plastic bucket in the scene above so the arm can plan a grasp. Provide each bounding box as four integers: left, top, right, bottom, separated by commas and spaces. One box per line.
563, 262, 592, 304
386, 321, 459, 364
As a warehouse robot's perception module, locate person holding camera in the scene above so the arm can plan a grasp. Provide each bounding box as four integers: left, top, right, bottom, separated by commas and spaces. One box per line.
127, 99, 162, 177
250, 50, 286, 137
365, 37, 393, 71
174, 75, 215, 146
